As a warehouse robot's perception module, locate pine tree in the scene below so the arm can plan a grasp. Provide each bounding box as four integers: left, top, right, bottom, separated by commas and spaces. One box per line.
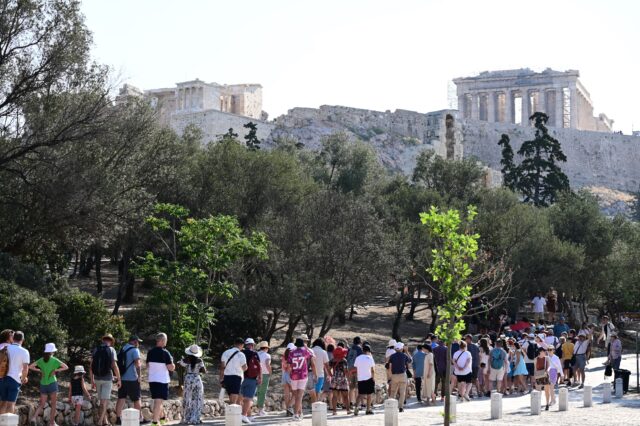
498, 134, 518, 191
244, 122, 261, 150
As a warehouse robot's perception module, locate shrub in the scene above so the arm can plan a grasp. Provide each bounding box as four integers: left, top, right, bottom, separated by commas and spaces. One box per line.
0, 279, 66, 354
0, 253, 46, 291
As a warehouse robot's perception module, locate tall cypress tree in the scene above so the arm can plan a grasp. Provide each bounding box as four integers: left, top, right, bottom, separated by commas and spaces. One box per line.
498, 112, 570, 207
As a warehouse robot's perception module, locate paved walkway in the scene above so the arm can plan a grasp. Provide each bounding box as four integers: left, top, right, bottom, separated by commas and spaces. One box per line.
202, 354, 640, 425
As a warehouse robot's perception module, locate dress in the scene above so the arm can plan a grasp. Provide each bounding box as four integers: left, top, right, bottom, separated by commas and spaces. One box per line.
421, 352, 435, 399
512, 351, 528, 376
330, 359, 349, 391
179, 360, 204, 424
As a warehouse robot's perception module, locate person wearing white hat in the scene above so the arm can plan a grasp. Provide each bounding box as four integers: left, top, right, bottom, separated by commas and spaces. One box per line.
608, 332, 622, 370
179, 345, 206, 425
387, 342, 411, 411
240, 338, 262, 423
29, 343, 68, 426
255, 341, 271, 417
281, 343, 296, 417
384, 339, 397, 385
68, 366, 90, 426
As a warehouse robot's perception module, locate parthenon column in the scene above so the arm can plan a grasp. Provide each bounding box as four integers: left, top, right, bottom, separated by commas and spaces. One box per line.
538, 89, 546, 115
470, 93, 479, 120
569, 86, 578, 129
505, 90, 513, 124
555, 88, 564, 127
487, 92, 496, 122
458, 95, 466, 118
521, 89, 530, 125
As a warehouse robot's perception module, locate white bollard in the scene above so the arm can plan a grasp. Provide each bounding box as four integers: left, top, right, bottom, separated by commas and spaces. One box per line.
312, 401, 327, 426
531, 390, 541, 415
603, 384, 612, 403
490, 392, 502, 419
449, 395, 457, 424
559, 387, 569, 411
122, 408, 140, 426
384, 398, 398, 426
225, 404, 242, 426
584, 385, 593, 407
615, 378, 623, 398
0, 414, 19, 426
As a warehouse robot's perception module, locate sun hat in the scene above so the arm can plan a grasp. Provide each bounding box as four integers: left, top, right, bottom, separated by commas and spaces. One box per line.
388, 339, 397, 347
244, 338, 255, 345
44, 343, 57, 353
101, 334, 115, 343
394, 342, 404, 350
185, 344, 203, 357
528, 333, 535, 338
333, 346, 348, 361
286, 343, 296, 351
73, 366, 86, 375
258, 341, 269, 349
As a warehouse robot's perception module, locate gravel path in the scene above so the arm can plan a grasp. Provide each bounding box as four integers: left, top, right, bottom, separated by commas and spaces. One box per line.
202, 354, 640, 425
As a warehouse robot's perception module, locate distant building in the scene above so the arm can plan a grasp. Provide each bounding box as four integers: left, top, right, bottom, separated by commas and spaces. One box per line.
453, 68, 614, 132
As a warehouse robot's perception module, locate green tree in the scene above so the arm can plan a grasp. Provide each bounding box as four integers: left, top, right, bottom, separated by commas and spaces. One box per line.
499, 112, 570, 206
243, 122, 261, 150
420, 206, 479, 426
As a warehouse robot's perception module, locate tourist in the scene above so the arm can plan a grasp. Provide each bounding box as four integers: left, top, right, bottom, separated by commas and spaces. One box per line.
500, 339, 512, 394
281, 343, 294, 417
545, 288, 558, 322
547, 346, 563, 402
0, 329, 13, 350
533, 347, 551, 410
572, 333, 589, 388
478, 337, 492, 397
179, 345, 206, 425
116, 335, 147, 425
68, 366, 90, 426
432, 339, 447, 401
544, 328, 559, 348
464, 335, 480, 398
608, 332, 622, 370
488, 339, 507, 393
147, 333, 175, 426
421, 343, 436, 405
553, 316, 569, 338
411, 344, 425, 403
329, 344, 350, 416
287, 337, 316, 421
521, 333, 537, 390
240, 338, 262, 423
530, 292, 546, 322
255, 341, 272, 417
220, 338, 247, 406
353, 344, 375, 415
452, 341, 472, 401
29, 343, 69, 426
310, 338, 329, 404
0, 331, 29, 415
346, 336, 363, 407
388, 342, 411, 411
384, 339, 396, 385
560, 336, 574, 384
90, 334, 121, 426
511, 342, 528, 394
597, 315, 616, 355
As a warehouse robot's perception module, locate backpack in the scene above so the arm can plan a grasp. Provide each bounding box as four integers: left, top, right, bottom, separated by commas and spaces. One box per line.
526, 342, 537, 360
0, 346, 9, 378
244, 350, 261, 379
346, 346, 359, 369
117, 346, 135, 375
91, 345, 112, 377
490, 348, 504, 369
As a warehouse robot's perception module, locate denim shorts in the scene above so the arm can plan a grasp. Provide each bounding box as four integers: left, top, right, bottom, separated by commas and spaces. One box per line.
40, 382, 59, 394
240, 377, 257, 398
0, 377, 21, 402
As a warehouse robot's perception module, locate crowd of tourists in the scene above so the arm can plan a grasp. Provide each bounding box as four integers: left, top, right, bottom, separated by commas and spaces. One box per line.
0, 302, 623, 425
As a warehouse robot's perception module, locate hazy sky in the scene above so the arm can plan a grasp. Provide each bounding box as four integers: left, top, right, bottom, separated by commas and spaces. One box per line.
82, 0, 639, 132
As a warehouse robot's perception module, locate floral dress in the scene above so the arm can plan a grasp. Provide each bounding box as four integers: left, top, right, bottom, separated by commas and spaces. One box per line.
330, 359, 349, 391
179, 359, 205, 424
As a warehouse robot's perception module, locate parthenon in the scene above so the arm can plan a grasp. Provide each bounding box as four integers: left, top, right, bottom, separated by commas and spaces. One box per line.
453, 68, 614, 132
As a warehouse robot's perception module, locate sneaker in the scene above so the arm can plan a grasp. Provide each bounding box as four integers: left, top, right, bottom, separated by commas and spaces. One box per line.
286, 408, 294, 417
399, 407, 404, 413
354, 405, 359, 416
241, 416, 252, 424
579, 384, 584, 389
258, 409, 266, 417
463, 395, 470, 402
159, 418, 167, 426
115, 419, 122, 426
366, 410, 374, 415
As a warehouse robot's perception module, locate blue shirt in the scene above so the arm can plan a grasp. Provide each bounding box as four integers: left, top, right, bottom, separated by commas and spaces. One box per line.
389, 352, 411, 375
553, 323, 569, 338
120, 343, 141, 381
412, 350, 425, 378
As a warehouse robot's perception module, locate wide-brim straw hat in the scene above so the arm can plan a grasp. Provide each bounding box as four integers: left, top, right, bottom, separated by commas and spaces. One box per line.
258, 341, 269, 349
101, 334, 115, 343
185, 344, 203, 358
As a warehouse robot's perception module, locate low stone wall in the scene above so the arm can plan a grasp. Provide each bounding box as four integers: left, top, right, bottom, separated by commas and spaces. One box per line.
16, 382, 396, 425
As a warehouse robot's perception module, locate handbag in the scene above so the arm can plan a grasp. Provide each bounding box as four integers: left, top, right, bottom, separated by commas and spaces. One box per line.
604, 364, 613, 377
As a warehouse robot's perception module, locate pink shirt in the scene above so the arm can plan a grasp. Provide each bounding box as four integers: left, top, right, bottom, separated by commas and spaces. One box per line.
287, 347, 314, 381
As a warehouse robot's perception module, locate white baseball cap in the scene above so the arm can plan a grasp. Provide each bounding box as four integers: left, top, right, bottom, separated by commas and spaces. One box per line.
244, 338, 255, 345
44, 343, 57, 353
394, 342, 404, 350
286, 343, 296, 351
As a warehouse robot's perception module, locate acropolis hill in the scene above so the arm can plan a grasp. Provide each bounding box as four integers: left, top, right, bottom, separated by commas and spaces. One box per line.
119, 69, 640, 195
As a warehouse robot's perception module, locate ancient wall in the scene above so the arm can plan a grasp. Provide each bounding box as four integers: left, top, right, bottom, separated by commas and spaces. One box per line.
170, 109, 275, 143
462, 119, 640, 192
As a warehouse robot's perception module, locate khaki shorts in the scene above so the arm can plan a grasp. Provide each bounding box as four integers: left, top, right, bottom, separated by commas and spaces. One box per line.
489, 367, 505, 382
95, 380, 113, 400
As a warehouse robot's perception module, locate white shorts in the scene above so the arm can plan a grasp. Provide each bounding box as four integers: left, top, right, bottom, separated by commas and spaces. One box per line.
290, 378, 308, 391
71, 395, 84, 405
489, 368, 505, 382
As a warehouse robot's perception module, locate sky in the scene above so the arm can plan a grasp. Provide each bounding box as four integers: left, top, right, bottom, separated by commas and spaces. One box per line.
81, 0, 639, 133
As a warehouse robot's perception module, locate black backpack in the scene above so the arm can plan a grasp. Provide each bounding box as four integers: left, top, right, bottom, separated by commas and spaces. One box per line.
526, 342, 537, 360
117, 347, 135, 375
92, 345, 112, 377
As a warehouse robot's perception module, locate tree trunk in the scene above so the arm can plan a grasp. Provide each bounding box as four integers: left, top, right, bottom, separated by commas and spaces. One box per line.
444, 341, 452, 426
392, 298, 406, 341
95, 247, 103, 294
406, 284, 420, 321
71, 250, 79, 277
283, 315, 302, 346
319, 315, 335, 337
348, 304, 356, 320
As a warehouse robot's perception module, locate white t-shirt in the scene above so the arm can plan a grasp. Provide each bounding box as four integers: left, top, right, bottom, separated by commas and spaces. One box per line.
311, 346, 329, 378
548, 354, 563, 373
354, 354, 375, 381
258, 351, 271, 374
544, 335, 558, 348
385, 348, 396, 360
452, 350, 472, 375
532, 297, 546, 313
7, 343, 30, 383
221, 348, 247, 377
